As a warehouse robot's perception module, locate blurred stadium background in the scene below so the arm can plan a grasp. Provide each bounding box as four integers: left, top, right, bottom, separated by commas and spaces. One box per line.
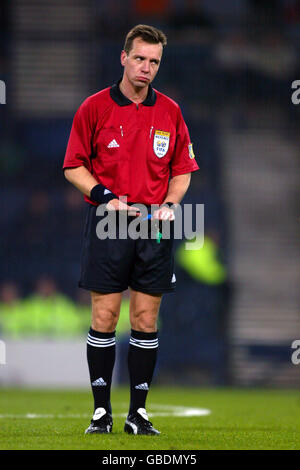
0, 0, 300, 389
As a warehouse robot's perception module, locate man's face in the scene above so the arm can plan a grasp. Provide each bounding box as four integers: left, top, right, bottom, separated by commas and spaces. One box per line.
121, 37, 163, 89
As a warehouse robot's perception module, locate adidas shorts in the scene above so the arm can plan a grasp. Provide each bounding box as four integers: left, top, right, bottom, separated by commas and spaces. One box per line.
79, 203, 176, 294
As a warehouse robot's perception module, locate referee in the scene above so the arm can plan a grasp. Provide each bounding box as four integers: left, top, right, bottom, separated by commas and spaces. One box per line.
63, 24, 199, 435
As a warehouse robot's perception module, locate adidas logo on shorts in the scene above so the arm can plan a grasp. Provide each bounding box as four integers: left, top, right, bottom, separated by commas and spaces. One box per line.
135, 382, 149, 391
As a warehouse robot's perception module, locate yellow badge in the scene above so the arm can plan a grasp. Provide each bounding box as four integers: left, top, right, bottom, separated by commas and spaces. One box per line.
153, 130, 170, 158
188, 143, 195, 159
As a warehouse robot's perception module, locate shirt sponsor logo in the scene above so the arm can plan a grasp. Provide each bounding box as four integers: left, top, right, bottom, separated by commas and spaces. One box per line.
153, 130, 170, 158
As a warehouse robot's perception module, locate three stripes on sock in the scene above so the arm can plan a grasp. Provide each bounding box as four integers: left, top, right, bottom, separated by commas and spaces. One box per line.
86, 327, 158, 415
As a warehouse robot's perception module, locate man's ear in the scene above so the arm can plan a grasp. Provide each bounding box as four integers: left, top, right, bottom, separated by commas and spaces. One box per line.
120, 50, 127, 66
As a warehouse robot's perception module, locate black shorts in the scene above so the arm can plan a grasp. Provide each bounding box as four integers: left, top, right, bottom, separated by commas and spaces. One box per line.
79, 204, 176, 294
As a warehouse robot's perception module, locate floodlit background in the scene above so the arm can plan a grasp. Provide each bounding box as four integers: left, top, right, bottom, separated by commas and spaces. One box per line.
0, 0, 300, 388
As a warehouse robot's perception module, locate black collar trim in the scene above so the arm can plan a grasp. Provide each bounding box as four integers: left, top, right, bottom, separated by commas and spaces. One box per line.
110, 79, 156, 106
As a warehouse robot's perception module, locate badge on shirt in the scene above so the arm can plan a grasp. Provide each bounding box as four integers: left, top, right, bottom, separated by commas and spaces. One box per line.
188, 143, 195, 159
153, 130, 170, 158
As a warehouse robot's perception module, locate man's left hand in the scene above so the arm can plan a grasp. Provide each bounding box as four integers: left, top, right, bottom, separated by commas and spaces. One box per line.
153, 206, 175, 221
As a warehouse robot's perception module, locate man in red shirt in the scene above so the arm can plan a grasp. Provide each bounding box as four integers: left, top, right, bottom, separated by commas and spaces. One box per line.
63, 24, 199, 436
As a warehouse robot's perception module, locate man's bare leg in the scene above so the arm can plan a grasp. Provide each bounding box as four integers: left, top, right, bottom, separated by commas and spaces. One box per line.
90, 291, 122, 332
129, 289, 162, 332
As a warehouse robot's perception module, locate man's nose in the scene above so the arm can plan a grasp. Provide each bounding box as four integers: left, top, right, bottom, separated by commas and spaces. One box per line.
141, 60, 150, 73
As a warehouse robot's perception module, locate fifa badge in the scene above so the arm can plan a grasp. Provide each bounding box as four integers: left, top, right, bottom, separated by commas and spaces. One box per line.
153, 130, 170, 158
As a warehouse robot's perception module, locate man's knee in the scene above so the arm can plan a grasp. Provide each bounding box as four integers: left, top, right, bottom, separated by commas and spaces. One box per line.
91, 292, 121, 332
130, 310, 158, 332
92, 308, 119, 332
129, 290, 161, 332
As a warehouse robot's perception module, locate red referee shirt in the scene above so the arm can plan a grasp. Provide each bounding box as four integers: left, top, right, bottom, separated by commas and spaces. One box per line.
63, 81, 199, 206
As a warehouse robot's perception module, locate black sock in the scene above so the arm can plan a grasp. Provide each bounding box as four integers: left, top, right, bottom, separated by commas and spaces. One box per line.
86, 327, 116, 414
128, 329, 158, 415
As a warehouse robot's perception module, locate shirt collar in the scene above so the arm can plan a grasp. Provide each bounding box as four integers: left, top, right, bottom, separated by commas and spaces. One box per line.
110, 79, 156, 107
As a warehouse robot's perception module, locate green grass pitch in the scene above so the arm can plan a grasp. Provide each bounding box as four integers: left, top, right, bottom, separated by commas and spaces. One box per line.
0, 387, 300, 450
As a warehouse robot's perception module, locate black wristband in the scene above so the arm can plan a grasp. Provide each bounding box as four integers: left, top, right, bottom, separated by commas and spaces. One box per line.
161, 202, 175, 208
90, 184, 117, 204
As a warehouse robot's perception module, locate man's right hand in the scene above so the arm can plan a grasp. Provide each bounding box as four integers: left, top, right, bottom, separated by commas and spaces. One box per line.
106, 199, 140, 217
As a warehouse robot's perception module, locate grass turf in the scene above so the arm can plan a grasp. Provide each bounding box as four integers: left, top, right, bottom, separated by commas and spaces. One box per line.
0, 387, 300, 450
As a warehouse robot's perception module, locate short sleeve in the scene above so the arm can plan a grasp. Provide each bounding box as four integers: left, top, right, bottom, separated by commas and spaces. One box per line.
170, 107, 199, 177
63, 99, 94, 171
